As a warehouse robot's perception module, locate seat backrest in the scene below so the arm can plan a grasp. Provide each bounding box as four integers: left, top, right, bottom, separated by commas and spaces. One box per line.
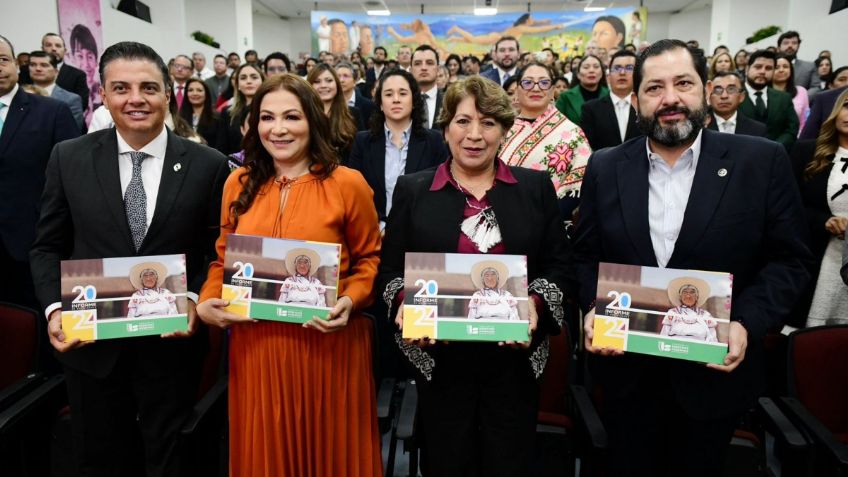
538, 330, 571, 416
0, 303, 38, 390
788, 325, 848, 437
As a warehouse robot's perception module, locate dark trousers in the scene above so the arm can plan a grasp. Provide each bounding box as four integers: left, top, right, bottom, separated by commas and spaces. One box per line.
63, 340, 201, 477
0, 238, 39, 310
416, 343, 539, 477
600, 367, 739, 477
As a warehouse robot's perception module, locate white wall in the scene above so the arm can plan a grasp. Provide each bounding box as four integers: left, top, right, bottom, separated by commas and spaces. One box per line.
0, 0, 59, 54
252, 13, 291, 58
646, 12, 671, 44
787, 0, 848, 65
185, 0, 238, 55
667, 6, 712, 48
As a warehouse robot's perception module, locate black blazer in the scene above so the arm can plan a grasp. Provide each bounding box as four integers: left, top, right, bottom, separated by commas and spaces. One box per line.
354, 94, 375, 129
580, 95, 640, 150
30, 129, 230, 378
56, 63, 90, 113
376, 166, 575, 369
800, 86, 847, 140
573, 130, 814, 419
707, 112, 768, 137
0, 88, 80, 261
347, 128, 448, 222
428, 89, 445, 130
215, 106, 244, 155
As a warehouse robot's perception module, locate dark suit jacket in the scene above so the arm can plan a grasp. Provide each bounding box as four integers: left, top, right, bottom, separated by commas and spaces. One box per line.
573, 130, 813, 419
29, 129, 230, 378
347, 128, 448, 222
799, 86, 847, 140
354, 93, 375, 129
56, 63, 90, 113
738, 87, 799, 149
556, 85, 610, 126
707, 112, 768, 137
376, 165, 574, 342
214, 106, 244, 155
424, 89, 445, 130
794, 58, 820, 91
51, 84, 85, 131
0, 87, 79, 261
580, 95, 640, 150
480, 67, 503, 86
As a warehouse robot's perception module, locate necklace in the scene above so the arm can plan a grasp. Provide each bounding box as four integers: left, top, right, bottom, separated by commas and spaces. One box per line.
449, 164, 503, 253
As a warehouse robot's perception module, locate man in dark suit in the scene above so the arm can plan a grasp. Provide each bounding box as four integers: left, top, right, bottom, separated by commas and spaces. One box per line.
41, 32, 90, 113
364, 46, 388, 99
411, 45, 444, 130
28, 50, 84, 131
480, 36, 520, 87
581, 50, 640, 150
29, 41, 229, 477
0, 36, 79, 310
574, 40, 813, 477
738, 49, 798, 149
707, 71, 767, 137
337, 61, 374, 130
799, 86, 847, 140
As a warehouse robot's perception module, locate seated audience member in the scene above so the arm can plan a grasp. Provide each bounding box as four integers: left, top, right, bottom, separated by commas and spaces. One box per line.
227, 51, 240, 71
738, 49, 798, 149
463, 55, 481, 75
347, 69, 448, 229
244, 49, 258, 64
205, 54, 230, 103
307, 64, 359, 160
581, 50, 639, 150
734, 49, 748, 74
502, 61, 592, 221
556, 54, 608, 126
376, 76, 573, 477
40, 32, 90, 113
411, 44, 444, 129
552, 76, 569, 102
263, 51, 292, 77
800, 85, 847, 140
504, 75, 520, 113
171, 54, 194, 112
791, 89, 848, 328
436, 65, 450, 91
28, 50, 83, 131
810, 56, 832, 96
0, 35, 79, 309
336, 61, 374, 130
707, 71, 767, 137
827, 66, 848, 90
445, 54, 464, 84
708, 51, 735, 79
216, 63, 264, 154
180, 77, 219, 146
772, 53, 809, 134
192, 52, 214, 80
777, 30, 819, 91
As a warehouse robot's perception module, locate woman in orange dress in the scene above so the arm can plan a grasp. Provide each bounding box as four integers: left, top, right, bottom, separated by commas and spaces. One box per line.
196, 74, 383, 476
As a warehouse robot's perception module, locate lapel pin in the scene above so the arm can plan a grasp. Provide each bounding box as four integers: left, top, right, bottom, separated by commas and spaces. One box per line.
717, 168, 727, 177
173, 163, 182, 172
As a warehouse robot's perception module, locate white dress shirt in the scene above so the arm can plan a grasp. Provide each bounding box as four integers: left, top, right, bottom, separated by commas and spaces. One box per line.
421, 84, 438, 129
347, 88, 357, 108
0, 83, 19, 123
647, 131, 703, 267
383, 122, 411, 229
194, 67, 214, 80
610, 92, 632, 142
496, 66, 517, 86
745, 83, 768, 108
715, 112, 738, 134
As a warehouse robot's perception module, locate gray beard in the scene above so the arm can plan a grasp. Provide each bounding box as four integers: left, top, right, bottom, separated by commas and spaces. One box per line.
638, 101, 708, 147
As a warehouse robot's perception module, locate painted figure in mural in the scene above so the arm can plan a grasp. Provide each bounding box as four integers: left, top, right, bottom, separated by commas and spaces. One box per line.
446, 14, 564, 45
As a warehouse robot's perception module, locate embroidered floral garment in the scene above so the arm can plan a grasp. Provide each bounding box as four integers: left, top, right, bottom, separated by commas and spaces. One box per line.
501, 105, 592, 199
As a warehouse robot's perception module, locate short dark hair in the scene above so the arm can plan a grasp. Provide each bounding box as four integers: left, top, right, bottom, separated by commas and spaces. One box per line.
228, 52, 240, 59
70, 24, 97, 56
245, 49, 258, 57
828, 66, 848, 87
516, 61, 555, 82
746, 49, 776, 70
713, 45, 729, 55
370, 69, 426, 137
494, 36, 520, 53
175, 54, 194, 69
777, 30, 801, 46
0, 35, 16, 59
335, 61, 359, 80
711, 70, 743, 87
374, 46, 387, 56
99, 41, 170, 87
28, 50, 58, 69
610, 49, 637, 68
464, 55, 481, 65
42, 32, 64, 46
412, 44, 439, 65
214, 54, 226, 61
264, 51, 291, 72
634, 39, 706, 94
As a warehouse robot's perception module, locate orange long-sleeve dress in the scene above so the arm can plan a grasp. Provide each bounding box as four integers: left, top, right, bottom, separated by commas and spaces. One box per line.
200, 166, 383, 477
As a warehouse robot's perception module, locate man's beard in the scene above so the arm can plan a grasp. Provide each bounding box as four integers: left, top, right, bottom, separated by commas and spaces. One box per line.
638, 100, 708, 147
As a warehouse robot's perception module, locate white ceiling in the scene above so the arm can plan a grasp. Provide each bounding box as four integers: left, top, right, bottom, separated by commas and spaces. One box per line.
253, 0, 712, 19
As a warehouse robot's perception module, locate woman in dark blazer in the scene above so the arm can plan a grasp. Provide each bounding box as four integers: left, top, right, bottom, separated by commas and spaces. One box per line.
791, 89, 848, 328
376, 76, 574, 476
347, 69, 449, 227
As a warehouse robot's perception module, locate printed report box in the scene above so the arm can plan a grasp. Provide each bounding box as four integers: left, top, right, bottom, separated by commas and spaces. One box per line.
402, 252, 530, 342
592, 263, 732, 364
61, 255, 189, 341
222, 234, 340, 324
